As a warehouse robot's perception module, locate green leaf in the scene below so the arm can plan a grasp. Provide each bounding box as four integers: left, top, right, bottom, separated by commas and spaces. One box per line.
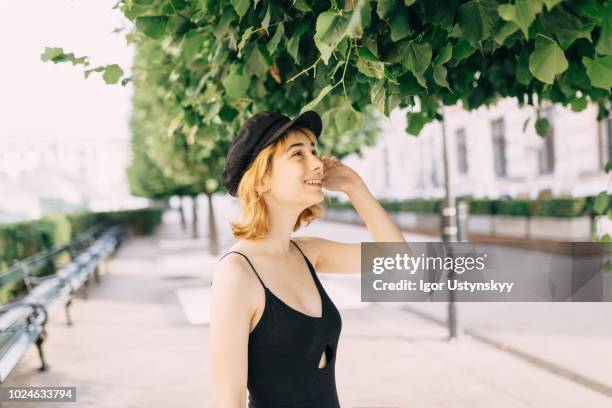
357, 58, 385, 79
494, 21, 519, 45
433, 43, 452, 66
41, 47, 88, 65
314, 11, 350, 64
406, 112, 431, 135
293, 0, 312, 12
595, 2, 612, 55
541, 0, 561, 10
540, 5, 594, 49
135, 16, 169, 39
529, 34, 568, 84
400, 41, 432, 75
582, 56, 612, 89
267, 23, 284, 55
301, 84, 335, 113
570, 96, 587, 112
370, 80, 387, 115
231, 0, 250, 19
457, 0, 500, 47
398, 72, 426, 95
238, 27, 256, 56
535, 117, 549, 137
84, 65, 105, 79
497, 0, 542, 38
41, 47, 64, 62
376, 0, 396, 20
222, 65, 249, 99
593, 192, 610, 215
604, 161, 612, 173
262, 3, 271, 32
171, 0, 187, 9
245, 44, 271, 77
414, 72, 428, 89
433, 65, 450, 90
286, 37, 301, 63
452, 38, 476, 62
335, 107, 365, 133
214, 7, 238, 39
286, 20, 309, 64
388, 8, 411, 41
102, 64, 123, 84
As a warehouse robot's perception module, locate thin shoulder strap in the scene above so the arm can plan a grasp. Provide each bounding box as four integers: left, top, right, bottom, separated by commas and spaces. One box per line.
290, 240, 311, 264
290, 240, 318, 280
218, 251, 266, 289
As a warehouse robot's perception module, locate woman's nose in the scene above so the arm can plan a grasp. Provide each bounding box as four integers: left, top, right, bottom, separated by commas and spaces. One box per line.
310, 154, 323, 171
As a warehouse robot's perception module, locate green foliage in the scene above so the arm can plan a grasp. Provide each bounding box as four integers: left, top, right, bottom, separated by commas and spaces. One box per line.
327, 195, 600, 218
46, 0, 612, 137
400, 198, 443, 214
0, 208, 163, 268
41, 47, 129, 85
43, 0, 612, 199
493, 199, 532, 216
529, 197, 589, 217
0, 208, 163, 303
467, 198, 496, 215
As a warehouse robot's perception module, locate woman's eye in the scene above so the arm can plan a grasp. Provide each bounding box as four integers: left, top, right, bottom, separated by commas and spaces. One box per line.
292, 151, 302, 157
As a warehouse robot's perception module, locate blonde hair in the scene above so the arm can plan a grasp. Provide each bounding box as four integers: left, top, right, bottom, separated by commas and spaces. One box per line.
230, 127, 327, 240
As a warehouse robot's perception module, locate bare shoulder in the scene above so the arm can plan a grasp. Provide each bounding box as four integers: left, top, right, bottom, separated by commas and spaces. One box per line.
211, 253, 259, 312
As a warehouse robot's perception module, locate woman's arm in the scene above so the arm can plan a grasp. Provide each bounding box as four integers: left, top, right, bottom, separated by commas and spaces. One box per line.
345, 180, 406, 243
210, 256, 254, 407
302, 156, 409, 274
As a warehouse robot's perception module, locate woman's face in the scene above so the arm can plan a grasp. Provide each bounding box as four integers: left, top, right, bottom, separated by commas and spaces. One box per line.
263, 130, 324, 208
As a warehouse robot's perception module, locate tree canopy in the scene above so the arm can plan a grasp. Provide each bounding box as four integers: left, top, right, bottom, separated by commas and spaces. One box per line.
42, 0, 612, 199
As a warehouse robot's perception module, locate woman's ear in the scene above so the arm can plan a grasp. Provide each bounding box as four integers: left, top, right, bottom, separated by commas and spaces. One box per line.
257, 176, 271, 195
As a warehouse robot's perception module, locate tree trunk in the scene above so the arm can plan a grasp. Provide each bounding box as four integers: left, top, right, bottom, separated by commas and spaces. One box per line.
206, 193, 219, 256
178, 196, 187, 231
191, 195, 199, 239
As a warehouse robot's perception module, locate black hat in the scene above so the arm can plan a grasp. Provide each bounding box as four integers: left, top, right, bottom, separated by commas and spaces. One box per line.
222, 111, 323, 197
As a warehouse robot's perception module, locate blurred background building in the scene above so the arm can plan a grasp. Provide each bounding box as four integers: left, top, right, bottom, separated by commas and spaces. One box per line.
345, 99, 612, 201
0, 133, 146, 222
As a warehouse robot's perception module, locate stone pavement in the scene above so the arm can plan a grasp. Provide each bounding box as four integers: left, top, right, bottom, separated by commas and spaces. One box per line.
1, 196, 611, 407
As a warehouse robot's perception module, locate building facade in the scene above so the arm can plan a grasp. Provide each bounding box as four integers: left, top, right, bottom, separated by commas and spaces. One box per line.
343, 98, 612, 200
0, 133, 144, 221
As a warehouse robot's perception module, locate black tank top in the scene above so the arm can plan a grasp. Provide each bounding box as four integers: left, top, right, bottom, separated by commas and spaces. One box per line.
218, 240, 342, 408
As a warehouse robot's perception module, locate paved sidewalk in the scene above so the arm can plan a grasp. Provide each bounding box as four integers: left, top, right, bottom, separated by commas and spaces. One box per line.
2, 198, 611, 407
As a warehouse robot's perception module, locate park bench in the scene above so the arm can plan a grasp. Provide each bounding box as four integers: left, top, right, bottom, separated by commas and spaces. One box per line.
0, 225, 124, 382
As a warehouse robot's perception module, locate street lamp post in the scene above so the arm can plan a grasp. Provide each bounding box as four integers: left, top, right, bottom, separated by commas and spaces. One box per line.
440, 107, 463, 340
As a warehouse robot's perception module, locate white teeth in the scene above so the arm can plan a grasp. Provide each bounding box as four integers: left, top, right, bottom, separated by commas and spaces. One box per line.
305, 179, 321, 185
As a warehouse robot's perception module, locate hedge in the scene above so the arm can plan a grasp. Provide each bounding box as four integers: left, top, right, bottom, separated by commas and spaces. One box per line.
0, 207, 163, 271
326, 196, 601, 218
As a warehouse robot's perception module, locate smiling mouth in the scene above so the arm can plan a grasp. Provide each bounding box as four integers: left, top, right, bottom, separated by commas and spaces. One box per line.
304, 179, 322, 187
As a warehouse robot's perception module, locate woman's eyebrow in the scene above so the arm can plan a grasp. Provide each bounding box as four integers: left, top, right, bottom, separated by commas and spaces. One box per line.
285, 142, 315, 152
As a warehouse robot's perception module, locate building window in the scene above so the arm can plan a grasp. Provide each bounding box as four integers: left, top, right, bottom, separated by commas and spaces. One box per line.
382, 147, 391, 188
429, 137, 440, 187
491, 118, 507, 178
456, 128, 468, 175
601, 116, 612, 167
538, 107, 555, 174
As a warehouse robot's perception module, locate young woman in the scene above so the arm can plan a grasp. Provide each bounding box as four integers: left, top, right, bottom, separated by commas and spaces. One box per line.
210, 111, 406, 407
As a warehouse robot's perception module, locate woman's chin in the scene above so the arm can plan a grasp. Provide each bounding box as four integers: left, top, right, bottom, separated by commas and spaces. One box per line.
302, 188, 325, 205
